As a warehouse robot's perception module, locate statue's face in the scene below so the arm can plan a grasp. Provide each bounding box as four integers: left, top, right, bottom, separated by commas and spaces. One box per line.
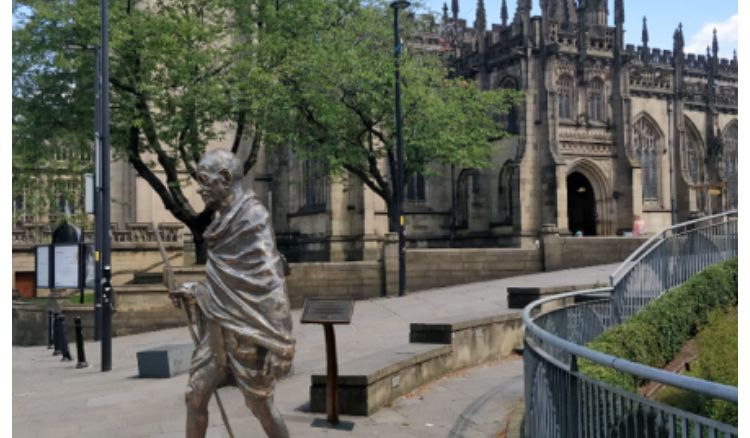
196, 159, 231, 210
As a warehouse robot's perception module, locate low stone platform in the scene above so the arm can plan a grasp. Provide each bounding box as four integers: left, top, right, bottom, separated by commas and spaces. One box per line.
310, 343, 452, 415
506, 283, 598, 309
311, 310, 524, 416
136, 343, 194, 378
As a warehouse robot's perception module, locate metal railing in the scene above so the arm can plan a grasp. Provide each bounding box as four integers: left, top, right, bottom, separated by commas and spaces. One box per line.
522, 211, 738, 437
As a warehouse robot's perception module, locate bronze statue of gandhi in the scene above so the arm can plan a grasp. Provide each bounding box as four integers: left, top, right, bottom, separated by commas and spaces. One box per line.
172, 149, 295, 438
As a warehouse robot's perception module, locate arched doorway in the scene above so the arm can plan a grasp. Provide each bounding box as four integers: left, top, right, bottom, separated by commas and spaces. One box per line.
567, 172, 597, 236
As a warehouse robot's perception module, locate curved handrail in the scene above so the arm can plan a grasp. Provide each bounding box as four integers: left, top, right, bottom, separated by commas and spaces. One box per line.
609, 210, 737, 285
522, 288, 738, 403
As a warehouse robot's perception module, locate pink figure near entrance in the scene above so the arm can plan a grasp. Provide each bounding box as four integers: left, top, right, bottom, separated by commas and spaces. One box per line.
633, 215, 645, 237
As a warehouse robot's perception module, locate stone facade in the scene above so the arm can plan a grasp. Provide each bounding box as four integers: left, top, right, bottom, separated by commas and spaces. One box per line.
261, 1, 738, 256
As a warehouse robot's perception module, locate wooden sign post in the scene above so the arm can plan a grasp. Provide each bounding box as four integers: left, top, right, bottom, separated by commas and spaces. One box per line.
300, 299, 354, 425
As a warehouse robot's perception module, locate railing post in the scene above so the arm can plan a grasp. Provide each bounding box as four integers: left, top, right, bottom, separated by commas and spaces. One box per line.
723, 215, 729, 259
568, 355, 580, 437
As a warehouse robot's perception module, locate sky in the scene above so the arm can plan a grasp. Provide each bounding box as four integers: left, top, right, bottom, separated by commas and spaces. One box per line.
418, 0, 739, 58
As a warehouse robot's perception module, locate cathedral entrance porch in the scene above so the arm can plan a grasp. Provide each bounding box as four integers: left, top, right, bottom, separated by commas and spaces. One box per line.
567, 172, 597, 236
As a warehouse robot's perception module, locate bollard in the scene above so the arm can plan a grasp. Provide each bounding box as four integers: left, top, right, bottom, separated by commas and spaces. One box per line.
47, 310, 54, 350
58, 314, 73, 361
53, 313, 62, 356
74, 317, 89, 369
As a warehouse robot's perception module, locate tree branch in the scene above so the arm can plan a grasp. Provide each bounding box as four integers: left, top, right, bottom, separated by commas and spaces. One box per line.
135, 93, 197, 216
243, 128, 262, 175
230, 110, 246, 154
126, 125, 195, 224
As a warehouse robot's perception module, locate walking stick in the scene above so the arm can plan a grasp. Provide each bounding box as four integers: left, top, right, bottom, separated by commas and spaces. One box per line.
152, 224, 236, 438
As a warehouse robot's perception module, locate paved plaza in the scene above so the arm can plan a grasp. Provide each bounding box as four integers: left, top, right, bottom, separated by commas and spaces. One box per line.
13, 264, 616, 437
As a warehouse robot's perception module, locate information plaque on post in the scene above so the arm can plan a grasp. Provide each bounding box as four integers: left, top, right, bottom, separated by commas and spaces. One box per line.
301, 298, 354, 429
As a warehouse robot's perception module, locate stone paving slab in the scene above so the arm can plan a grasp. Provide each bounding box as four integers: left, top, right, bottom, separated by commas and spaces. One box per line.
13, 263, 615, 437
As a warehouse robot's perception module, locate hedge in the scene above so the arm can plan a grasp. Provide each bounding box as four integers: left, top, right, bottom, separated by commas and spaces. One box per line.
579, 258, 738, 392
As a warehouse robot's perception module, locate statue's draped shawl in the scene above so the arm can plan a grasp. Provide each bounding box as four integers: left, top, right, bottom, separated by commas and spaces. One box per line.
195, 193, 294, 359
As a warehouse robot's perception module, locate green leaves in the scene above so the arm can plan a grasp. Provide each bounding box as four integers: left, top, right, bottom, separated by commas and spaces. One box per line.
262, 0, 522, 207
13, 0, 523, 229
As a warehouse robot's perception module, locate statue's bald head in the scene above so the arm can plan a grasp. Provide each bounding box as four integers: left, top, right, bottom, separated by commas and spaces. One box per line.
199, 150, 243, 185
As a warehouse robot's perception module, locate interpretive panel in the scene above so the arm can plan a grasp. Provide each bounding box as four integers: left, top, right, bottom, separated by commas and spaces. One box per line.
53, 244, 80, 289
35, 245, 50, 288
300, 299, 354, 324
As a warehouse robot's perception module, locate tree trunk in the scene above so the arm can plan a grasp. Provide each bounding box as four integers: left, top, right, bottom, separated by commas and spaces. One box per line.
193, 231, 208, 265
187, 209, 215, 265
388, 194, 401, 233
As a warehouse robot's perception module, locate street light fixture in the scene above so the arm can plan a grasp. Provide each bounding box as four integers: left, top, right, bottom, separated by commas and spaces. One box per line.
390, 0, 409, 297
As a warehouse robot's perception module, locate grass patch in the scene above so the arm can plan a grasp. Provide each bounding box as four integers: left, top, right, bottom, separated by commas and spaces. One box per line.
25, 291, 95, 306
653, 307, 737, 425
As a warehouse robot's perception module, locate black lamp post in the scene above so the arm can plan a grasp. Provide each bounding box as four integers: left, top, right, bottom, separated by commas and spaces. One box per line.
390, 0, 409, 297
64, 43, 104, 343
99, 0, 113, 372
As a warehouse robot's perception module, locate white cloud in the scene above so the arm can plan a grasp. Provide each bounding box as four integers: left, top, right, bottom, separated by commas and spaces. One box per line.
684, 14, 738, 56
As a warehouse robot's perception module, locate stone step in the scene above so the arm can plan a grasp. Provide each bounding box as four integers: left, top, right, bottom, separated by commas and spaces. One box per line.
310, 343, 452, 416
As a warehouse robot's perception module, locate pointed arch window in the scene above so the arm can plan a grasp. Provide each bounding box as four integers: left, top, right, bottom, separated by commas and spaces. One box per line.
722, 121, 738, 209
558, 75, 575, 120
497, 162, 515, 224
455, 169, 477, 229
682, 120, 704, 186
587, 78, 605, 123
498, 77, 520, 134
632, 117, 662, 204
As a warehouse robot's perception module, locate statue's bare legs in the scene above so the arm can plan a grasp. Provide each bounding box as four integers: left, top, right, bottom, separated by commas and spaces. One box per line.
185, 360, 222, 438
245, 395, 290, 438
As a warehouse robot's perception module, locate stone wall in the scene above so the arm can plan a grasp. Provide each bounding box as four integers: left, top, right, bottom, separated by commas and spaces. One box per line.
12, 303, 185, 346
173, 261, 383, 310
542, 232, 648, 271
384, 236, 543, 294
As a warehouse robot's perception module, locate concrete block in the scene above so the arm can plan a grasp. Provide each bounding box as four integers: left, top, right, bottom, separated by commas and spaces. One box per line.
136, 344, 194, 378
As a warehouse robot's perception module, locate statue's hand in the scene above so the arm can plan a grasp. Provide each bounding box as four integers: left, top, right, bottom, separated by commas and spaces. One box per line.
170, 282, 196, 308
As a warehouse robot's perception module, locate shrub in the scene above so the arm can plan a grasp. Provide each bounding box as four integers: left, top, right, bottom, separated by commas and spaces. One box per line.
579, 258, 738, 392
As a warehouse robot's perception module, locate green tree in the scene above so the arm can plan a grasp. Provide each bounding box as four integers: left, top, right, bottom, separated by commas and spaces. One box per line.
262, 1, 522, 230
13, 0, 521, 260
13, 0, 279, 262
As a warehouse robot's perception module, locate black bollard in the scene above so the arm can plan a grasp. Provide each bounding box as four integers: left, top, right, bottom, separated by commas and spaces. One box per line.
74, 317, 89, 368
52, 313, 62, 356
47, 310, 54, 350
58, 314, 73, 361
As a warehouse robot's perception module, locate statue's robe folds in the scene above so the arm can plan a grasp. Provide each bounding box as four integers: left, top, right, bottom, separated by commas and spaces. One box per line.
191, 193, 294, 398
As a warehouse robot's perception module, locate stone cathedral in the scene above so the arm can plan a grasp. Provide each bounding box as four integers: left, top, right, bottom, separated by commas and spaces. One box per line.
45, 0, 736, 263
433, 0, 738, 242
